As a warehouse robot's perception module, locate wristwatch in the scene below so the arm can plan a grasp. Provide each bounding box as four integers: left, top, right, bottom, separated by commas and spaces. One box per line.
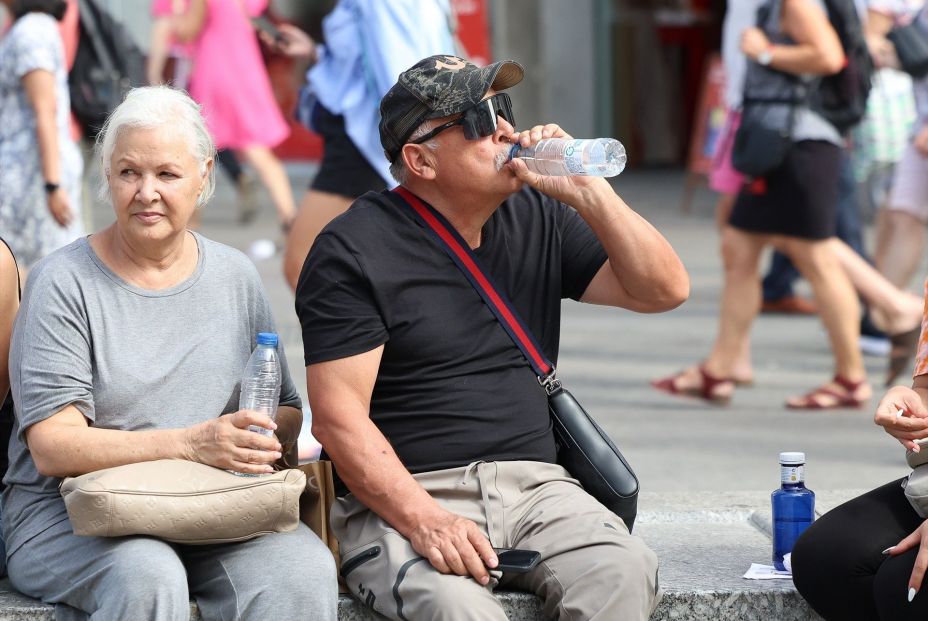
43, 181, 60, 194
756, 45, 775, 67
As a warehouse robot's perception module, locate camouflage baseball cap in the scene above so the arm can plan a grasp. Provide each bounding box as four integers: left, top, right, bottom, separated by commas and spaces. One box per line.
379, 54, 524, 163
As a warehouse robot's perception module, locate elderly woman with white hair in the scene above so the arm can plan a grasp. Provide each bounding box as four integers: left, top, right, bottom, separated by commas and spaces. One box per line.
2, 86, 337, 620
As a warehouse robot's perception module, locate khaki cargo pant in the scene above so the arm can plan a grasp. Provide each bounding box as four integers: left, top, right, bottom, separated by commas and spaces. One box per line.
330, 461, 661, 621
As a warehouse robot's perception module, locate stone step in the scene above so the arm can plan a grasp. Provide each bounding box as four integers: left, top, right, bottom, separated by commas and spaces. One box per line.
0, 489, 860, 620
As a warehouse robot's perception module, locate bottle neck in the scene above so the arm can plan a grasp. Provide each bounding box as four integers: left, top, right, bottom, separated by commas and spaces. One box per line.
780, 463, 805, 486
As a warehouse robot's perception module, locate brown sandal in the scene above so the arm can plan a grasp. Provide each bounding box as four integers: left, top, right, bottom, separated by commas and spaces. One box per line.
651, 365, 735, 405
785, 375, 870, 410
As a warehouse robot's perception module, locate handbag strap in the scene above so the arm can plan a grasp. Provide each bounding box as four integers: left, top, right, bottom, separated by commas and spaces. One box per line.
391, 187, 561, 394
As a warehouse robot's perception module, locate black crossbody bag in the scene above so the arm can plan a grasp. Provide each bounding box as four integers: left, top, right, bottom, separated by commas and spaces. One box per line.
392, 188, 639, 531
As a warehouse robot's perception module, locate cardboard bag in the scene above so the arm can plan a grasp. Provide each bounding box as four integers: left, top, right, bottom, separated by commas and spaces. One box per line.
299, 460, 339, 566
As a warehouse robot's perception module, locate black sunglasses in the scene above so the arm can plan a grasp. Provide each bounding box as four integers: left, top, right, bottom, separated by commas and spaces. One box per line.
410, 93, 515, 146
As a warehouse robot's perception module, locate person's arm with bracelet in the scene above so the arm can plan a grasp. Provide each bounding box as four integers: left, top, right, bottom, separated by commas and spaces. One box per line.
307, 347, 499, 585
507, 124, 689, 313
21, 69, 72, 228
740, 0, 845, 76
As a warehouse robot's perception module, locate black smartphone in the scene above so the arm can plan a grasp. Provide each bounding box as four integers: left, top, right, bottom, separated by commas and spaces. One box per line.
251, 16, 285, 44
493, 548, 541, 574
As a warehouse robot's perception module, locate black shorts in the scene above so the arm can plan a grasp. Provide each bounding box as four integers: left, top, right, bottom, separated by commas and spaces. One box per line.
309, 105, 389, 198
729, 140, 842, 240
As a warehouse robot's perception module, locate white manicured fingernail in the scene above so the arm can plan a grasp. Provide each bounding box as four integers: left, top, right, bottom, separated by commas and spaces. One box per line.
898, 408, 907, 417
915, 445, 922, 454
882, 547, 894, 555
909, 587, 917, 602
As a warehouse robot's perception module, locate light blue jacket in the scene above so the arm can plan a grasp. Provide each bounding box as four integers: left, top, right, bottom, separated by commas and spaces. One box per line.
308, 0, 457, 185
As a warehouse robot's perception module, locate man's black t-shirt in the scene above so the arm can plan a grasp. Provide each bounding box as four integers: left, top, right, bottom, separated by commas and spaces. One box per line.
296, 186, 607, 487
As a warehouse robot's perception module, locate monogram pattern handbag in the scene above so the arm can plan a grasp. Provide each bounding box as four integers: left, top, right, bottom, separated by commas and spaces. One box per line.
392, 187, 639, 531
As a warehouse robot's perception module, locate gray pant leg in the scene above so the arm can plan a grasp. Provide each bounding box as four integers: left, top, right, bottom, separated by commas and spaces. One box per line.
7, 519, 189, 621
331, 488, 508, 621
498, 462, 661, 621
182, 523, 338, 621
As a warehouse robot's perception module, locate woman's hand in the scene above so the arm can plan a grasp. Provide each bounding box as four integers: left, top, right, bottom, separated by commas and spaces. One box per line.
740, 27, 771, 61
262, 23, 316, 61
183, 410, 282, 474
874, 385, 928, 451
47, 188, 73, 227
885, 520, 928, 601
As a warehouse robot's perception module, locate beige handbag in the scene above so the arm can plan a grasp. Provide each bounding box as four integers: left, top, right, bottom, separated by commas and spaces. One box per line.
904, 446, 928, 517
60, 459, 305, 544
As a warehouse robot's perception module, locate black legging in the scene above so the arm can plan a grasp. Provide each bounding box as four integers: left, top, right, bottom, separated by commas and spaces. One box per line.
792, 478, 927, 619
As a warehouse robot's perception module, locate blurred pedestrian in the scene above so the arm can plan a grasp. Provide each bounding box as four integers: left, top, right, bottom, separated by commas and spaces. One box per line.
852, 2, 918, 225
0, 0, 83, 276
171, 0, 295, 229
711, 0, 818, 318
653, 0, 872, 408
273, 0, 457, 289
147, 0, 260, 226
870, 3, 928, 291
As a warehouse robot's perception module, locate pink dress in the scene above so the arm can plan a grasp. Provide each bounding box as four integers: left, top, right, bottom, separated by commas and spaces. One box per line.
180, 0, 289, 149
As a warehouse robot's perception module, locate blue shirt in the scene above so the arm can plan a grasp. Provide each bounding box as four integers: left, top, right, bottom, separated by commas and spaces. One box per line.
308, 0, 457, 185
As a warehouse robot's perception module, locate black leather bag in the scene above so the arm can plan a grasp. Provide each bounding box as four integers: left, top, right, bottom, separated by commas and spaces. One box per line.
731, 118, 793, 178
889, 21, 928, 79
548, 387, 639, 531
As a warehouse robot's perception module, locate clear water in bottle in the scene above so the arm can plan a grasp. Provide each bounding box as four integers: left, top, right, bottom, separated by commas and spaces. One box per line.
510, 138, 627, 177
239, 332, 281, 438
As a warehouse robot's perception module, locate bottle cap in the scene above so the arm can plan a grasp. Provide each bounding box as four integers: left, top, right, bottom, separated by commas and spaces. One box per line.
779, 451, 805, 464
256, 332, 278, 347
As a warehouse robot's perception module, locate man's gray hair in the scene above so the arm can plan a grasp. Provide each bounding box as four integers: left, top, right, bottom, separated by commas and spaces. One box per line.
389, 120, 438, 185
95, 86, 217, 208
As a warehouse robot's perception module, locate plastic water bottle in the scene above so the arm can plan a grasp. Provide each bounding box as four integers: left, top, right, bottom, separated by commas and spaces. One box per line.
239, 332, 281, 438
771, 452, 815, 571
509, 138, 627, 177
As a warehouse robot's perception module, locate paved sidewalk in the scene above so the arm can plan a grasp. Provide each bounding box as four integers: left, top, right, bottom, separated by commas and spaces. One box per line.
84, 164, 911, 495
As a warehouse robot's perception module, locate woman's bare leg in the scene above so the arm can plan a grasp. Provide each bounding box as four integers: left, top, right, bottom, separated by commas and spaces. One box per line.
703, 226, 768, 379
828, 237, 922, 335
873, 209, 926, 291
240, 146, 296, 226
781, 236, 870, 403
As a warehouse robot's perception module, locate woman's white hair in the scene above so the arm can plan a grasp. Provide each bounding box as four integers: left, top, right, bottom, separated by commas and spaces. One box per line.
389, 120, 438, 185
95, 86, 217, 208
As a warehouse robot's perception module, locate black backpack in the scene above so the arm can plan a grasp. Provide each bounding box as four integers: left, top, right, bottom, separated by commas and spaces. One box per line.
68, 0, 146, 138
812, 0, 874, 133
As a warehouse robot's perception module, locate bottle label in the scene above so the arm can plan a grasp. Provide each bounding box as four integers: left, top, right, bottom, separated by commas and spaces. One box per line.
781, 464, 804, 484
563, 140, 587, 175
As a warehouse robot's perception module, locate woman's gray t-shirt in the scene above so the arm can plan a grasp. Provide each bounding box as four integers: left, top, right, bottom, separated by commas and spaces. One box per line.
2, 233, 302, 556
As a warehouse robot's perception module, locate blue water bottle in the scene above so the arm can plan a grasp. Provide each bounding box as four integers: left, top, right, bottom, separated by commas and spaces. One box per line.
772, 451, 815, 570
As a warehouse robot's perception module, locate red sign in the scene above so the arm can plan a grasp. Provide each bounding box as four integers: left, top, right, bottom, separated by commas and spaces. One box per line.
453, 0, 491, 65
